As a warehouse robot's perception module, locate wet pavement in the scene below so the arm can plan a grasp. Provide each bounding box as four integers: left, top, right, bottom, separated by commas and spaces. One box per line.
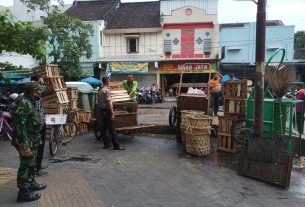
1, 132, 305, 207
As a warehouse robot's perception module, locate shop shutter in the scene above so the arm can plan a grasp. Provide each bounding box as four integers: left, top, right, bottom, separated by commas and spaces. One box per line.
164, 39, 172, 54
203, 38, 212, 53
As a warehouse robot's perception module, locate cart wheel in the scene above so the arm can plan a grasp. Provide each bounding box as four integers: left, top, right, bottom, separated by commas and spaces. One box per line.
169, 106, 177, 127
230, 118, 253, 145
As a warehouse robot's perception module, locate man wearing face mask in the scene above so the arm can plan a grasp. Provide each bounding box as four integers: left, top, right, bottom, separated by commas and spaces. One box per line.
11, 82, 47, 202
30, 76, 48, 177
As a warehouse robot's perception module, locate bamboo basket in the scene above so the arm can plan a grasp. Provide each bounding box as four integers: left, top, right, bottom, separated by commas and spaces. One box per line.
185, 127, 212, 156
182, 113, 213, 156
180, 110, 205, 127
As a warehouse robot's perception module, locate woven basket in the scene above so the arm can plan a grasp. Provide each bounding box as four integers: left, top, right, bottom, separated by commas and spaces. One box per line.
180, 110, 205, 127
184, 114, 213, 129
185, 127, 211, 156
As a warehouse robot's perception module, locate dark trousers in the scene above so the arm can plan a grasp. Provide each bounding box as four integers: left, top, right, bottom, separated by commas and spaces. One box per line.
211, 92, 221, 115
36, 123, 46, 170
101, 109, 120, 148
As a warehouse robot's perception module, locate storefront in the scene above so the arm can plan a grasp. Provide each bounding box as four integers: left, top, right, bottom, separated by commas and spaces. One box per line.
105, 61, 159, 89
159, 61, 216, 96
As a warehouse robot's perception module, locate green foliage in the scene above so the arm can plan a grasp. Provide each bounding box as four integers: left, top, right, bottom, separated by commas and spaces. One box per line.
43, 12, 93, 81
20, 0, 64, 13
0, 62, 28, 71
0, 10, 48, 59
294, 31, 305, 50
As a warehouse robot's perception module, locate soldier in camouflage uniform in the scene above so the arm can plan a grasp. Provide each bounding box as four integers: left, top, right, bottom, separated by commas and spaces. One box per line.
11, 82, 47, 202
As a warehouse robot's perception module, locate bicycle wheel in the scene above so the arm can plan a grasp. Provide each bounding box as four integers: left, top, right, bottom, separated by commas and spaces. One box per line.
230, 118, 253, 145
49, 126, 58, 156
169, 106, 177, 127
62, 122, 79, 144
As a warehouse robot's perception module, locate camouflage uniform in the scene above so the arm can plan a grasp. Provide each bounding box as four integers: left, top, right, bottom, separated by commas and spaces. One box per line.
11, 95, 42, 189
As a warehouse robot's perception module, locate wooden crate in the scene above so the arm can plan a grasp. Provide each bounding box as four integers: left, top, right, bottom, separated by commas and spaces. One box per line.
78, 122, 89, 133
43, 103, 66, 114
32, 64, 60, 77
67, 87, 78, 100
76, 110, 91, 123
113, 112, 137, 128
63, 122, 78, 137
217, 134, 241, 153
224, 98, 246, 117
224, 80, 248, 99
217, 115, 241, 153
44, 76, 66, 92
69, 99, 78, 110
42, 90, 69, 104
177, 94, 208, 113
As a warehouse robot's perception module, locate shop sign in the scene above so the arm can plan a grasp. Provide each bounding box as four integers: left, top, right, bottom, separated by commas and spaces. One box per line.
107, 62, 148, 74
160, 63, 214, 74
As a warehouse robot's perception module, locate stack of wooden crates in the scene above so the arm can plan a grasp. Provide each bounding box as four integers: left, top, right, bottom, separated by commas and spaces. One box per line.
32, 64, 91, 137
217, 80, 249, 153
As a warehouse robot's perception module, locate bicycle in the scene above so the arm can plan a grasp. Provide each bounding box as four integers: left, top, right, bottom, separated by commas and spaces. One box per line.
47, 107, 79, 156
0, 110, 14, 141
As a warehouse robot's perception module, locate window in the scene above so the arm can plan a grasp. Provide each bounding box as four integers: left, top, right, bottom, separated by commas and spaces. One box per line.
164, 39, 172, 54
100, 31, 103, 46
127, 38, 139, 53
203, 38, 212, 53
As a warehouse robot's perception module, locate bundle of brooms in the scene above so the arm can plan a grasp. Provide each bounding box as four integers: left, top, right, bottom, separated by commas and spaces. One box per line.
265, 66, 293, 99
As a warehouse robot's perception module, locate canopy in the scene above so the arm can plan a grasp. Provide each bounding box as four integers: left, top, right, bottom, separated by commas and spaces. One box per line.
18, 77, 31, 84
66, 82, 94, 92
80, 77, 101, 85
221, 74, 238, 85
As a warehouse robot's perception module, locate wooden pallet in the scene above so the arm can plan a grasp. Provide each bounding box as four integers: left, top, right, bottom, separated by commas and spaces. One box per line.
32, 64, 61, 77
217, 115, 241, 153
224, 80, 248, 99
42, 90, 69, 104
67, 87, 78, 100
44, 76, 66, 92
217, 133, 241, 153
224, 98, 246, 117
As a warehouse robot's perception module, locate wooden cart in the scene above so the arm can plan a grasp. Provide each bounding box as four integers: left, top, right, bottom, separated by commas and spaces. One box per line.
93, 82, 153, 140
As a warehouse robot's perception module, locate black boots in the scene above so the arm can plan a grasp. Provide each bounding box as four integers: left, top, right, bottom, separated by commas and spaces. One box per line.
29, 182, 47, 191
17, 188, 41, 202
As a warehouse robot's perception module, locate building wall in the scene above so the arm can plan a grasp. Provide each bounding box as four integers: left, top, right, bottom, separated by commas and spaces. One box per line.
0, 52, 39, 68
79, 20, 104, 63
103, 32, 163, 57
160, 0, 218, 15
220, 23, 295, 63
161, 5, 219, 60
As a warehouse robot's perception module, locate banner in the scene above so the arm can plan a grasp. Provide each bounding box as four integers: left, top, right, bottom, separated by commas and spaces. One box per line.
160, 63, 215, 74
107, 62, 148, 74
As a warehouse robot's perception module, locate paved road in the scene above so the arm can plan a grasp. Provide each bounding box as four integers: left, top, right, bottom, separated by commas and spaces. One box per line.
1, 133, 304, 207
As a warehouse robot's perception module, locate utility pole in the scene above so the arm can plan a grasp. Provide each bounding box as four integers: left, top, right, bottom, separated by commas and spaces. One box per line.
253, 0, 267, 138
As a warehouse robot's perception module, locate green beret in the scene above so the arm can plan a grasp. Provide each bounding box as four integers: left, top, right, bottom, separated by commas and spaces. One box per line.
24, 81, 40, 94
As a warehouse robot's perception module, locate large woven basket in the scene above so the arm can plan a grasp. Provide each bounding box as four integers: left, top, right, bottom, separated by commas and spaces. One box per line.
184, 113, 213, 129
185, 127, 211, 156
180, 110, 205, 127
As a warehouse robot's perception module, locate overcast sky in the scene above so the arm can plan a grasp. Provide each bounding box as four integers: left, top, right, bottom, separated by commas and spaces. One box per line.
1, 0, 304, 31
